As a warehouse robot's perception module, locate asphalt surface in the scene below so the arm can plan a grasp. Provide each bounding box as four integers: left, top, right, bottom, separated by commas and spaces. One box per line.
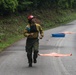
0, 20, 76, 75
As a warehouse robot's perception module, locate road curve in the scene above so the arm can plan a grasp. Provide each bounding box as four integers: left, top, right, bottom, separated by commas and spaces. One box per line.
0, 20, 76, 75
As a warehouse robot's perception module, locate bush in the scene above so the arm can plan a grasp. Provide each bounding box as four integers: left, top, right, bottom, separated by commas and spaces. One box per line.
0, 0, 18, 15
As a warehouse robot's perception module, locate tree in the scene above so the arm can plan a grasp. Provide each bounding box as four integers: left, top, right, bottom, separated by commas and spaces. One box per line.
17, 0, 33, 11
0, 0, 18, 15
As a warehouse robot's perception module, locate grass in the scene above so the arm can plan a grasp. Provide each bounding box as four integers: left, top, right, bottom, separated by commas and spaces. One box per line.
0, 35, 24, 52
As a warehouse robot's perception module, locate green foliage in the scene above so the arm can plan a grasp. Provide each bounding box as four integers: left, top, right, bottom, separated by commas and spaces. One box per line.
72, 0, 76, 8
17, 0, 33, 11
0, 0, 18, 15
0, 0, 76, 15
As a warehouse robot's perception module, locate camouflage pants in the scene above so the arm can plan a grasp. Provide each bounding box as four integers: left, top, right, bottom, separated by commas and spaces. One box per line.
26, 38, 39, 63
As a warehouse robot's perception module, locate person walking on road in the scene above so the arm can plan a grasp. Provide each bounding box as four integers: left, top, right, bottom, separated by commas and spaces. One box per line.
23, 15, 44, 67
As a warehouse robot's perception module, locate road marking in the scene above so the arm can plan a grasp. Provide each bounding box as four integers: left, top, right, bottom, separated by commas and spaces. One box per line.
57, 38, 71, 75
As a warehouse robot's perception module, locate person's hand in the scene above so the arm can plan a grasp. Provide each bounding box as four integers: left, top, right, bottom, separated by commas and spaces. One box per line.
39, 36, 43, 39
30, 33, 34, 36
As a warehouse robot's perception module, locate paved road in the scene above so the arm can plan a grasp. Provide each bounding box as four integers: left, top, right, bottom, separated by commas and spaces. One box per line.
0, 20, 76, 75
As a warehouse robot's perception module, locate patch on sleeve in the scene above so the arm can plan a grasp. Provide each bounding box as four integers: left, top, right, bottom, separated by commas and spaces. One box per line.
26, 27, 30, 32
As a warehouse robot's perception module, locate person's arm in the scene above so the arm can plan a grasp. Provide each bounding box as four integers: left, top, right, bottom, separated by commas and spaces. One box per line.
39, 25, 44, 39
23, 29, 30, 37
23, 26, 34, 37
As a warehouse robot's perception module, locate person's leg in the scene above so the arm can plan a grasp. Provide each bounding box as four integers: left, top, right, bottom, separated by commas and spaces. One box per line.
26, 38, 33, 67
27, 51, 32, 67
33, 39, 39, 63
33, 51, 38, 63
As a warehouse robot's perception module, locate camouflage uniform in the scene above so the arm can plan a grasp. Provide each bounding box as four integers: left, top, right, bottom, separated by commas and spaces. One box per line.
24, 23, 44, 66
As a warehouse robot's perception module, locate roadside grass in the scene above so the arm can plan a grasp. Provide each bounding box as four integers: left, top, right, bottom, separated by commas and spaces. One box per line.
41, 9, 76, 29
0, 35, 24, 52
0, 9, 76, 52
